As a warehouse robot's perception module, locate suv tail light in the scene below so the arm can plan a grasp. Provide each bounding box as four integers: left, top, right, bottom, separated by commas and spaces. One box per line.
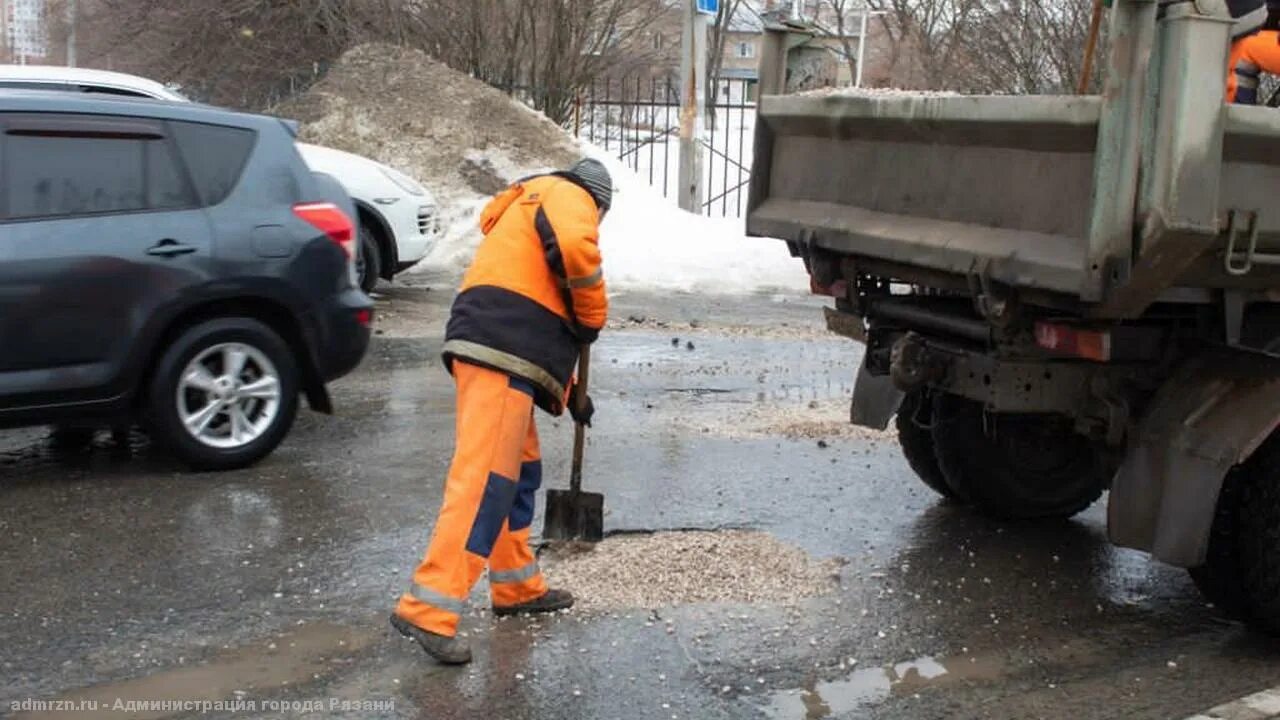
293, 202, 355, 259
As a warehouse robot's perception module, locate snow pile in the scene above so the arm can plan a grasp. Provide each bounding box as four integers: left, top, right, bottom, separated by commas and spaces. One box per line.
587, 147, 809, 295
418, 145, 809, 294
274, 43, 578, 202
277, 43, 808, 295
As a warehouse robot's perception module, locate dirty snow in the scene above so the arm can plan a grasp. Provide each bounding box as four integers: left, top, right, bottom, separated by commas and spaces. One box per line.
276, 44, 577, 202
278, 43, 808, 295
540, 530, 840, 611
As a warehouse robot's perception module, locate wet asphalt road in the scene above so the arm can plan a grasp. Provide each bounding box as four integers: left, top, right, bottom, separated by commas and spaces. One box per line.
2, 274, 1279, 720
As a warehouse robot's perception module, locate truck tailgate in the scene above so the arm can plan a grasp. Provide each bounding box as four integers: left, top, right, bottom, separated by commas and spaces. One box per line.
747, 94, 1101, 296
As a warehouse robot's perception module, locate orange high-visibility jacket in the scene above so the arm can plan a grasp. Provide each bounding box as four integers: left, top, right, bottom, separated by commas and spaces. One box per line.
442, 174, 607, 415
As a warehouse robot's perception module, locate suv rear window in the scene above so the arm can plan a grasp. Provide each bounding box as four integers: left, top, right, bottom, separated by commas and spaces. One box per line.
170, 121, 256, 206
2, 119, 197, 219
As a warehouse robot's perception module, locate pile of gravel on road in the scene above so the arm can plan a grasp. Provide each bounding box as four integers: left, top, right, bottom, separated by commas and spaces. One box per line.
274, 43, 579, 202
540, 530, 840, 612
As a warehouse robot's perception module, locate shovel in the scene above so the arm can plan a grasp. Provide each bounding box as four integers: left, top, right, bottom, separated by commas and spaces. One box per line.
543, 345, 604, 542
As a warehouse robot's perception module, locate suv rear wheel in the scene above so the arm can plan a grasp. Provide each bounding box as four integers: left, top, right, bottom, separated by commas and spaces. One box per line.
147, 318, 299, 471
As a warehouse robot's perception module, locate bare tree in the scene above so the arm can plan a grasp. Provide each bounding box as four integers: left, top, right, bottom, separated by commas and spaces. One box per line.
864, 0, 982, 89
54, 0, 361, 108
707, 0, 747, 106
854, 0, 1099, 93
52, 0, 670, 118
817, 0, 860, 84
382, 0, 670, 123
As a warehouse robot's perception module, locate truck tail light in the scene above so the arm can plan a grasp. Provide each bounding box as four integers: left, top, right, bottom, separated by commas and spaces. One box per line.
810, 278, 848, 298
1035, 321, 1111, 362
293, 202, 355, 259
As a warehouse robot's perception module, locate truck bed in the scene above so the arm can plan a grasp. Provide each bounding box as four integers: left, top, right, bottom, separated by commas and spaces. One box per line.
747, 92, 1280, 306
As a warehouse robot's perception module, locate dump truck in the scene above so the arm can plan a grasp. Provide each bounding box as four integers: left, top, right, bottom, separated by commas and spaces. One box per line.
747, 0, 1280, 632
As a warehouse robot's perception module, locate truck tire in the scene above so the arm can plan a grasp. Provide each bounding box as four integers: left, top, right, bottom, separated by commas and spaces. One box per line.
147, 318, 299, 471
930, 394, 1107, 520
1190, 433, 1280, 634
895, 391, 959, 500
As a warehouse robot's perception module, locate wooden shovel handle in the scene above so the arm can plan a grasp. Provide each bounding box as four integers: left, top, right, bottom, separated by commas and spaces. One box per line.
570, 345, 590, 494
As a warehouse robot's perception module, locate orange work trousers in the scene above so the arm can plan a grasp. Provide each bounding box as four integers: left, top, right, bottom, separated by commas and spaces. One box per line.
1228, 30, 1280, 103
395, 361, 548, 637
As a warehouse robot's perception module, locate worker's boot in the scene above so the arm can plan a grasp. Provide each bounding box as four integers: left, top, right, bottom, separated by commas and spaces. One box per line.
389, 614, 472, 665
492, 588, 575, 617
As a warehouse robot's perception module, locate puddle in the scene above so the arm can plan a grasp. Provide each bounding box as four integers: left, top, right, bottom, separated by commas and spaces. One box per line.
763, 653, 1006, 719
181, 487, 283, 557
14, 622, 377, 720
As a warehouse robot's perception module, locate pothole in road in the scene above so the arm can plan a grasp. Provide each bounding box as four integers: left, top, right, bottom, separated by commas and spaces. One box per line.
539, 530, 842, 612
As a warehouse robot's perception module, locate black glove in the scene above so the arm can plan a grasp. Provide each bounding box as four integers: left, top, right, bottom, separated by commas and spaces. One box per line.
569, 392, 595, 427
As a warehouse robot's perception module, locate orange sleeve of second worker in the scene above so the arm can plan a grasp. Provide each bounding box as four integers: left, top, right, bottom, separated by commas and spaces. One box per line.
542, 184, 608, 333
1240, 31, 1280, 74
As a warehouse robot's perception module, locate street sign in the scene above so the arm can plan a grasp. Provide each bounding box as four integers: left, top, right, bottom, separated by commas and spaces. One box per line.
696, 0, 719, 15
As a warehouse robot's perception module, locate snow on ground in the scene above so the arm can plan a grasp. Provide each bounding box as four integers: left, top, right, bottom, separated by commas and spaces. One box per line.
415, 142, 809, 296
591, 106, 757, 219
586, 145, 809, 295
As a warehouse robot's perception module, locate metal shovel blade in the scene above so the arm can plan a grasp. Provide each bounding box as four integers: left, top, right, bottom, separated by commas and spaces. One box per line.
543, 489, 604, 543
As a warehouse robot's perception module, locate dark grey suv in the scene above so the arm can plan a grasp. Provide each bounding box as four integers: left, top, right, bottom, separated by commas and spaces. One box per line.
0, 92, 373, 470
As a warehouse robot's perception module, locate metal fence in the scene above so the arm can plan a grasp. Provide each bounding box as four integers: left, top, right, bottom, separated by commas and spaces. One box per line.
517, 78, 758, 218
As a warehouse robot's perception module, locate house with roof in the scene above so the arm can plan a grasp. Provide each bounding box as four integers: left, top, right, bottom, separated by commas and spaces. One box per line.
716, 1, 871, 100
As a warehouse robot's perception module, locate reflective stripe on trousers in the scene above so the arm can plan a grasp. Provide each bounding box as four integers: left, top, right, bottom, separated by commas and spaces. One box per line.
490, 561, 541, 585
395, 361, 548, 636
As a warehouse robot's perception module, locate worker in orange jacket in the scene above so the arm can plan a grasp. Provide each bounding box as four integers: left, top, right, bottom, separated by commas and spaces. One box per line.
390, 158, 612, 664
1227, 0, 1280, 103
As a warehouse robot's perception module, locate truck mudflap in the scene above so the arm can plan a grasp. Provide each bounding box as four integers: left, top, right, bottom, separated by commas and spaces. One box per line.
1109, 348, 1280, 568
851, 355, 902, 431
833, 305, 905, 431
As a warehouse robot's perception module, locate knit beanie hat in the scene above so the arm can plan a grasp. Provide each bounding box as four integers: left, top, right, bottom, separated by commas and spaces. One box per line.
567, 158, 613, 212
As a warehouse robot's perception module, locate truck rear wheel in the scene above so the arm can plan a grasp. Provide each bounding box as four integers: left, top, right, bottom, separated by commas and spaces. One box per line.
895, 391, 958, 500
930, 394, 1107, 520
1190, 433, 1280, 634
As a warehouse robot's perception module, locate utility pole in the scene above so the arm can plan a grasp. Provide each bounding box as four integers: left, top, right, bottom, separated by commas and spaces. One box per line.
678, 0, 710, 214
66, 0, 77, 67
855, 8, 868, 87
854, 7, 885, 88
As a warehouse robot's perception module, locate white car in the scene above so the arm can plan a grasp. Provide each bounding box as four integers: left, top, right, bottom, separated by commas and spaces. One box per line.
0, 64, 439, 292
